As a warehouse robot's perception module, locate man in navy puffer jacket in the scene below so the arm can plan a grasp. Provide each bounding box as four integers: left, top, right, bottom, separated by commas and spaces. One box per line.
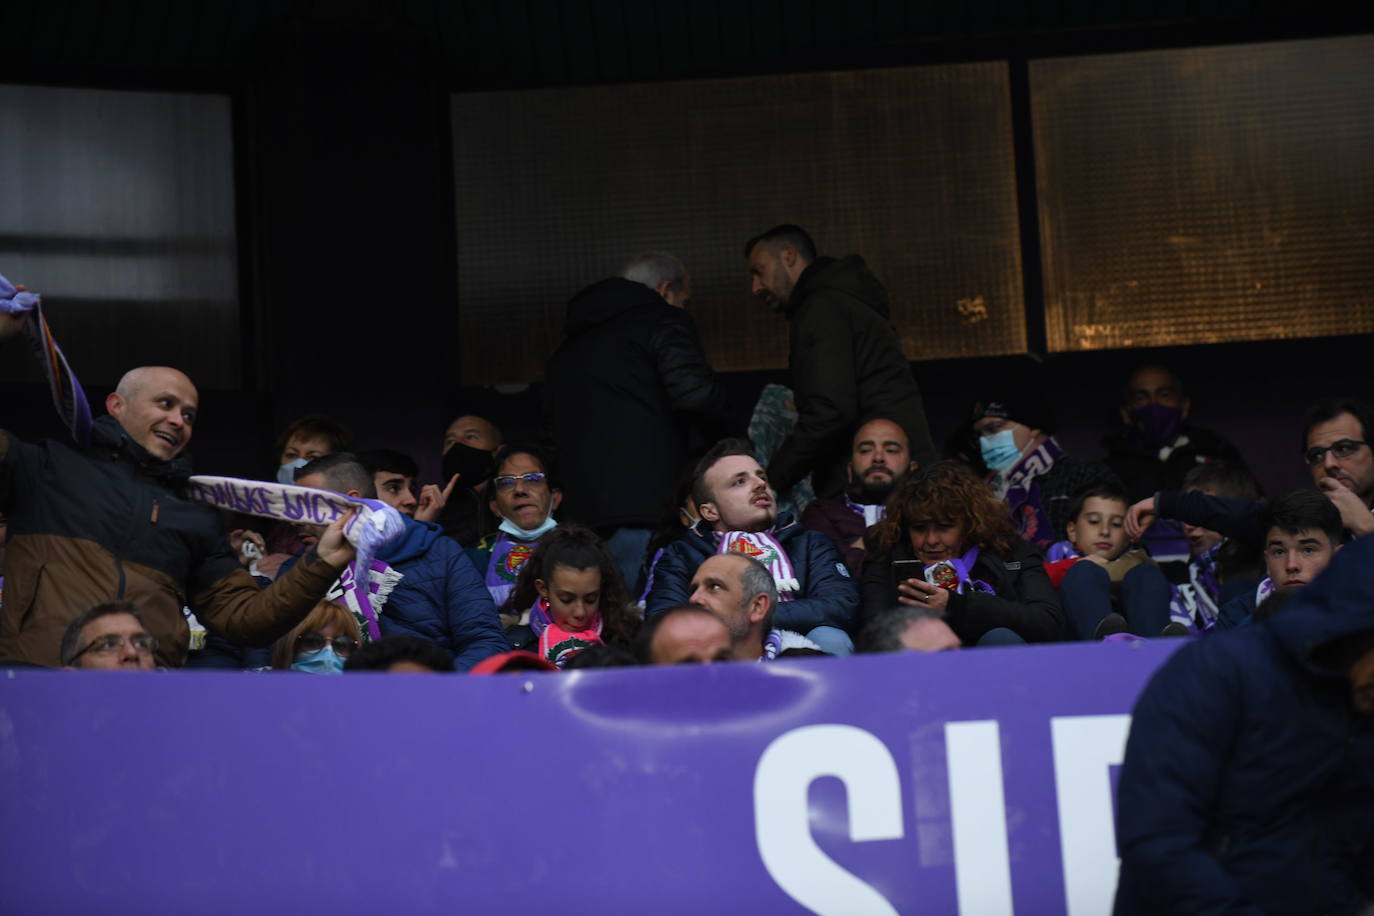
296, 454, 508, 671
1113, 532, 1374, 915
645, 439, 859, 655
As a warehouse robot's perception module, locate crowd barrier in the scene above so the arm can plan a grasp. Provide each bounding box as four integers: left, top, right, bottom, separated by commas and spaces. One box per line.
0, 639, 1182, 914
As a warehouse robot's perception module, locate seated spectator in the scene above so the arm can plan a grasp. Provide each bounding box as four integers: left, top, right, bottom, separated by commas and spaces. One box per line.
60, 601, 158, 671
344, 635, 454, 673
646, 438, 860, 656
435, 413, 502, 547
257, 414, 353, 576
468, 444, 562, 608
1303, 397, 1374, 537
857, 605, 962, 653
1215, 489, 1343, 630
635, 606, 734, 665
862, 461, 1065, 644
296, 453, 508, 671
802, 418, 918, 576
1102, 364, 1243, 563
499, 526, 639, 668
270, 600, 361, 674
970, 388, 1120, 549
688, 553, 824, 661
561, 644, 639, 669
1045, 484, 1173, 640
1169, 461, 1264, 630
357, 448, 457, 525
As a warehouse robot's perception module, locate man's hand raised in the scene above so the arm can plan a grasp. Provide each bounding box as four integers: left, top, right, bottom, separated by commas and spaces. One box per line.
1318, 477, 1374, 537
316, 508, 358, 569
415, 474, 459, 524
1125, 496, 1158, 541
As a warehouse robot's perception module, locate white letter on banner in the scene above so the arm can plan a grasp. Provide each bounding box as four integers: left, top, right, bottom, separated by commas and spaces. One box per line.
754, 725, 903, 915
1051, 714, 1131, 916
945, 720, 1014, 916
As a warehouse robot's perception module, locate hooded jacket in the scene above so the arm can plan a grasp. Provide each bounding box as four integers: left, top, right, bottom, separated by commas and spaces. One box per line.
373, 516, 509, 671
1114, 532, 1374, 915
770, 255, 936, 498
0, 417, 342, 667
644, 513, 860, 635
544, 277, 736, 530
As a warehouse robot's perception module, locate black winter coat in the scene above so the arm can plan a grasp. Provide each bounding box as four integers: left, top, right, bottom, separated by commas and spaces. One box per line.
545, 278, 735, 530
861, 538, 1066, 643
770, 255, 936, 498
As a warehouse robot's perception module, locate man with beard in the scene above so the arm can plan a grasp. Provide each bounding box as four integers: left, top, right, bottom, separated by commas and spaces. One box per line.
802, 418, 917, 576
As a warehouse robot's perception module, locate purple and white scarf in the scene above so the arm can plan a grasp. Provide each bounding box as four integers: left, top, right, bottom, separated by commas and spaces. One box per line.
992, 437, 1063, 547
717, 529, 799, 600
0, 273, 92, 447
325, 558, 405, 643
923, 546, 996, 596
483, 532, 538, 607
185, 476, 407, 640
842, 492, 885, 528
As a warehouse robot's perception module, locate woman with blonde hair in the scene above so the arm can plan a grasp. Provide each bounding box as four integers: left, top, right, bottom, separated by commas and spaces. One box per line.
861, 461, 1066, 645
271, 600, 362, 674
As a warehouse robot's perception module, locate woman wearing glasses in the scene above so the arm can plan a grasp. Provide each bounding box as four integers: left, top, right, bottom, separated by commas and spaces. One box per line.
270, 600, 361, 674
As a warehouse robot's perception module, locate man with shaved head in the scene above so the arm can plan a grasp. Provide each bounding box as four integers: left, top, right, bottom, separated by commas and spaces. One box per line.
0, 323, 357, 666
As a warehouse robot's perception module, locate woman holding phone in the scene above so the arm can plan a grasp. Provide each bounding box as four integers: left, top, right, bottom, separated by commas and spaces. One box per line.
861, 461, 1066, 645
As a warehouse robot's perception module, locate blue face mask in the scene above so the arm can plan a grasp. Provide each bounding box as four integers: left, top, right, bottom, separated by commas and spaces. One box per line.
499, 515, 559, 542
277, 458, 309, 485
291, 646, 345, 675
979, 428, 1021, 473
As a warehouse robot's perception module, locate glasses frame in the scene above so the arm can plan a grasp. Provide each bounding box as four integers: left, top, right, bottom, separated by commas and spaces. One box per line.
294, 632, 359, 657
71, 632, 159, 663
492, 472, 547, 490
1303, 438, 1369, 466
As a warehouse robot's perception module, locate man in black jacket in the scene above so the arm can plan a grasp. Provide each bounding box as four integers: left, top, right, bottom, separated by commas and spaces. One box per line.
544, 252, 735, 589
744, 224, 936, 498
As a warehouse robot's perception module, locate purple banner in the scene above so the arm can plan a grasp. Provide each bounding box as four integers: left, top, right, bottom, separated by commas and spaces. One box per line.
0, 641, 1180, 915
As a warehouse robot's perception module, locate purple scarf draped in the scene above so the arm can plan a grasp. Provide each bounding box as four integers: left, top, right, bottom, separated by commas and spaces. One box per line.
923, 547, 996, 595
483, 532, 537, 607
994, 437, 1063, 547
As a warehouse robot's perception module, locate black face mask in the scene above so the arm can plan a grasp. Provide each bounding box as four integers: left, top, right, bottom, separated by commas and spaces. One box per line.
442, 442, 494, 490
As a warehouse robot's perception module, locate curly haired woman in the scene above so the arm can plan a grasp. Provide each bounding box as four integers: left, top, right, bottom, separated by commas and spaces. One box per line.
861, 461, 1066, 645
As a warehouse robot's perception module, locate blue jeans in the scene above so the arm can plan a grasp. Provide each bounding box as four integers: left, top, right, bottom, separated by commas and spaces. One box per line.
806, 625, 855, 656
1060, 560, 1171, 640
604, 526, 653, 596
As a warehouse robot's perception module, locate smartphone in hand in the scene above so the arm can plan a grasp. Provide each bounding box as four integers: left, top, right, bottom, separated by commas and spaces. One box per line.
892, 559, 923, 582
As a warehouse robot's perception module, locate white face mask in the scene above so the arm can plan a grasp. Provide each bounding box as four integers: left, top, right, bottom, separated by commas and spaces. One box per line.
277, 458, 309, 485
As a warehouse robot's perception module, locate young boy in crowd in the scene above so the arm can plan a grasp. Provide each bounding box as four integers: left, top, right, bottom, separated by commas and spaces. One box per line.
1213, 489, 1343, 629
1045, 484, 1174, 639
1168, 462, 1263, 630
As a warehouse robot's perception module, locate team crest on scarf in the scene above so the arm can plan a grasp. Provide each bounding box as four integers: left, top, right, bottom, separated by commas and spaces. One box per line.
726, 537, 779, 567
499, 542, 535, 583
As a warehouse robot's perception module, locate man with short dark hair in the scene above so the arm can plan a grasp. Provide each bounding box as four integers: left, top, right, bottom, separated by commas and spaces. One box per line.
0, 354, 356, 667
1303, 397, 1374, 537
646, 438, 859, 655
436, 413, 502, 547
743, 224, 935, 497
802, 418, 918, 575
1113, 530, 1374, 914
343, 635, 455, 673
60, 601, 158, 670
857, 605, 962, 654
296, 453, 507, 671
635, 605, 734, 665
356, 448, 456, 525
688, 552, 822, 660
545, 254, 735, 589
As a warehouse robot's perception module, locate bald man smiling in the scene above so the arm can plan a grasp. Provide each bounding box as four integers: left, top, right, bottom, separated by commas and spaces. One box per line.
0, 361, 357, 667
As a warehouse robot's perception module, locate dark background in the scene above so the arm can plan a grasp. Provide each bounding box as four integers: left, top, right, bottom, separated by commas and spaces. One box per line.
2, 1, 1371, 497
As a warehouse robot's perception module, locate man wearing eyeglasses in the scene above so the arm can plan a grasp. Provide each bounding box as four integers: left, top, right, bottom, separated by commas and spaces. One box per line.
59, 601, 157, 671
1303, 397, 1374, 538
468, 445, 562, 617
